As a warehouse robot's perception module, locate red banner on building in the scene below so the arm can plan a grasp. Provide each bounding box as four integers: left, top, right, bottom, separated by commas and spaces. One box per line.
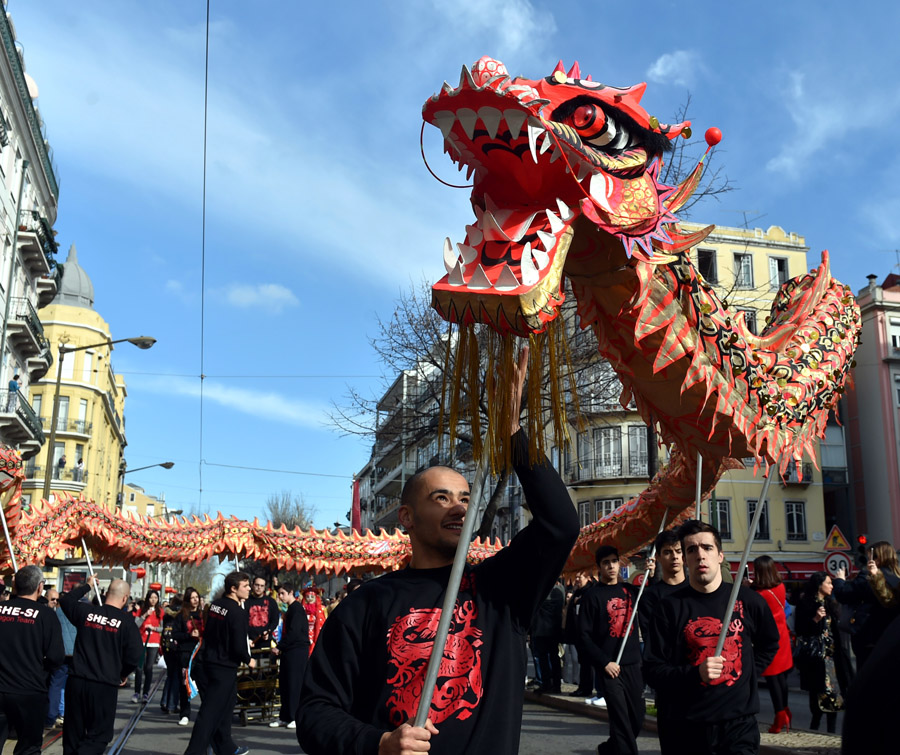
351, 479, 361, 533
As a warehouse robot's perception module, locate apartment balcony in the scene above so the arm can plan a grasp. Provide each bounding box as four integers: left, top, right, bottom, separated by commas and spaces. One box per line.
566, 457, 624, 483
7, 298, 47, 357
35, 271, 59, 309
372, 459, 417, 496
26, 343, 53, 382
23, 463, 88, 492
628, 453, 649, 478
16, 211, 57, 278
41, 416, 93, 439
0, 390, 45, 458
781, 461, 814, 486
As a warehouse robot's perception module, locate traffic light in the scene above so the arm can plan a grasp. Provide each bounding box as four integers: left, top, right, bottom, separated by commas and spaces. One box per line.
856, 534, 869, 567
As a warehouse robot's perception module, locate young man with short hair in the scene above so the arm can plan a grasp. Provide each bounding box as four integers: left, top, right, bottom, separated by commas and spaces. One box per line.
297, 347, 580, 755
183, 572, 254, 755
0, 565, 64, 755
643, 521, 780, 755
638, 530, 686, 640
269, 582, 308, 730
579, 546, 644, 755
245, 576, 280, 649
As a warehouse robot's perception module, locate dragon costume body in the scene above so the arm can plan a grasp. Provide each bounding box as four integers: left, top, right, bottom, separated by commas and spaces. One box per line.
0, 58, 859, 575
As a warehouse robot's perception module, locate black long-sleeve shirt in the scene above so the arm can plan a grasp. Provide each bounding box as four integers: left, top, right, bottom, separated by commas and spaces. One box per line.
201, 596, 251, 669
278, 600, 310, 652
60, 584, 143, 686
643, 582, 779, 724
637, 578, 686, 641
579, 582, 641, 668
172, 609, 204, 664
245, 594, 280, 642
297, 430, 579, 755
0, 597, 65, 694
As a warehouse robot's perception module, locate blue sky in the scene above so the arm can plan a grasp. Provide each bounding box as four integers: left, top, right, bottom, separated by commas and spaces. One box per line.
9, 1, 900, 528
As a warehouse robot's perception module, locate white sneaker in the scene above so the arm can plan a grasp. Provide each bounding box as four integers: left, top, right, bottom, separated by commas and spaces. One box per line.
269, 720, 284, 728
178, 717, 189, 726
287, 721, 296, 730
592, 697, 607, 707
584, 696, 598, 705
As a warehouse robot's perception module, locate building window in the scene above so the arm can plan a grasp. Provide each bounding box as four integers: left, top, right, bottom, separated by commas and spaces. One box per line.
578, 501, 593, 528
747, 499, 770, 541
628, 425, 648, 477
697, 249, 717, 283
593, 427, 622, 478
31, 394, 41, 418
594, 498, 623, 519
734, 253, 753, 289
768, 257, 789, 289
710, 497, 732, 540
890, 318, 900, 352
129, 492, 136, 503
786, 500, 807, 541
737, 308, 758, 335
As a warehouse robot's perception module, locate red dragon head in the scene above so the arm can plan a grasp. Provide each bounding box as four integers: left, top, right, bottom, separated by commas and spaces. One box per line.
424, 56, 698, 337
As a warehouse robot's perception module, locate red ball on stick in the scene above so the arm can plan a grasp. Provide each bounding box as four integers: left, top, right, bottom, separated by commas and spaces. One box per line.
705, 127, 722, 147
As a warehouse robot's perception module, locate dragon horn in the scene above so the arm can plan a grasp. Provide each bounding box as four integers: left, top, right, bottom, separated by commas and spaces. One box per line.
553, 60, 565, 75
663, 155, 706, 214
567, 61, 581, 79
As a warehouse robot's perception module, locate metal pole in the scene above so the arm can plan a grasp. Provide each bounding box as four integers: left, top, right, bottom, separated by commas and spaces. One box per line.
81, 536, 102, 605
695, 452, 703, 521
615, 507, 668, 665
41, 348, 66, 502
0, 159, 29, 383
413, 452, 489, 728
713, 465, 777, 658
0, 492, 18, 572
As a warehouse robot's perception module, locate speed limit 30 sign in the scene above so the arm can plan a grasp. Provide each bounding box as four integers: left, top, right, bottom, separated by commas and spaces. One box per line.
824, 552, 851, 578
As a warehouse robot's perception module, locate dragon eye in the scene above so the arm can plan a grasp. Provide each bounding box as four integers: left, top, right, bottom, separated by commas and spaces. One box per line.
567, 102, 635, 151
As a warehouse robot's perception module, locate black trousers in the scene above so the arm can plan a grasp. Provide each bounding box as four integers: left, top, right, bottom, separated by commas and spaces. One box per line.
63, 676, 118, 755
765, 670, 789, 712
278, 647, 308, 723
183, 663, 239, 755
658, 713, 760, 755
532, 637, 561, 691
596, 664, 644, 755
0, 691, 47, 755
134, 646, 158, 697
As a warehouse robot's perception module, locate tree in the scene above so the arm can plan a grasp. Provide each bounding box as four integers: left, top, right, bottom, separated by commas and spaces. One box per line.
164, 559, 217, 598
330, 100, 734, 541
240, 491, 316, 584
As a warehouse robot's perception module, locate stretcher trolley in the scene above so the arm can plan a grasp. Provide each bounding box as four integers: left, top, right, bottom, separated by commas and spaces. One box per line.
234, 649, 280, 725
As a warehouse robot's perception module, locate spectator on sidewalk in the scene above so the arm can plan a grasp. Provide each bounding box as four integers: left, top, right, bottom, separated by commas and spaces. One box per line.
531, 580, 564, 694
269, 581, 309, 729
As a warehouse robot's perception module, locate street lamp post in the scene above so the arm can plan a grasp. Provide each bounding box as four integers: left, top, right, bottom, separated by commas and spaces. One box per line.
117, 462, 174, 511
41, 336, 156, 503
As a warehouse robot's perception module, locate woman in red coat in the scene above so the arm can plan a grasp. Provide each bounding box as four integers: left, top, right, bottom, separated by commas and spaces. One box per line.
752, 555, 794, 733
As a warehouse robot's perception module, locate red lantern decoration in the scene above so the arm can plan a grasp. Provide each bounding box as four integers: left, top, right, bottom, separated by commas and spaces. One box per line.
149, 582, 162, 592
164, 586, 176, 595
134, 567, 146, 579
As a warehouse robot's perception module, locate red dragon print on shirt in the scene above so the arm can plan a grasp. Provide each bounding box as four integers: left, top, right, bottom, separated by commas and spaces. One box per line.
607, 594, 633, 639
684, 600, 745, 686
248, 603, 269, 630
385, 598, 484, 726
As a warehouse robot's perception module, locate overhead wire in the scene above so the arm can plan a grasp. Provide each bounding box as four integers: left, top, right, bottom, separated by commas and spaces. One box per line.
198, 0, 211, 508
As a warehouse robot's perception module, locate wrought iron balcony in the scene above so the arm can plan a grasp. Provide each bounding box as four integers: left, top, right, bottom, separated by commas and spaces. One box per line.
8, 298, 46, 356
781, 460, 814, 485
566, 457, 624, 482
23, 463, 87, 484
0, 390, 45, 450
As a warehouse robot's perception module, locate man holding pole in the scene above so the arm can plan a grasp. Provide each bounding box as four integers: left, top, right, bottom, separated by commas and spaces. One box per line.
578, 545, 644, 755
59, 576, 142, 754
297, 348, 580, 755
643, 521, 779, 755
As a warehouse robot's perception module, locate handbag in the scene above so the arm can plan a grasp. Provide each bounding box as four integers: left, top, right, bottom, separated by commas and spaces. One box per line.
794, 634, 826, 666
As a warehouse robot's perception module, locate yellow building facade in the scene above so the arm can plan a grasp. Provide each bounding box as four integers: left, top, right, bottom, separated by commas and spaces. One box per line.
23, 244, 127, 512
565, 224, 833, 578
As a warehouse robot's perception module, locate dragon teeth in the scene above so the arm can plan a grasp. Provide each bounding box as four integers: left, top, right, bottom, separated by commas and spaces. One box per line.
532, 247, 550, 270
549, 145, 562, 163
575, 162, 591, 182
443, 237, 457, 274
478, 107, 502, 138
481, 211, 510, 241
539, 132, 553, 154
556, 198, 574, 220
465, 224, 483, 246
458, 64, 478, 91
536, 230, 556, 252
457, 108, 477, 139
457, 243, 478, 264
520, 243, 539, 286
432, 111, 456, 140
503, 109, 527, 140
589, 172, 613, 212
467, 264, 492, 290
527, 119, 544, 164
546, 208, 565, 234
494, 263, 520, 290
448, 260, 465, 286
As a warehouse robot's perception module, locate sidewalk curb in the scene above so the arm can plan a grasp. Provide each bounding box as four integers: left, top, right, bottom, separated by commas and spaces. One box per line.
524, 691, 841, 755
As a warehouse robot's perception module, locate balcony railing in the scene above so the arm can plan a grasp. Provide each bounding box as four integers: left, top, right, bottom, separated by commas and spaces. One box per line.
567, 457, 623, 482
12, 297, 45, 343
628, 453, 648, 477
0, 390, 44, 444
24, 463, 87, 484
782, 461, 814, 485
40, 416, 92, 435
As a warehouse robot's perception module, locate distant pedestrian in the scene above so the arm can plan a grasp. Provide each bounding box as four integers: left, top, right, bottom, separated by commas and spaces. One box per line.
60, 576, 142, 754
133, 590, 163, 704
269, 581, 308, 729
0, 565, 64, 755
172, 587, 204, 727
74, 459, 84, 483
6, 374, 20, 412
56, 454, 67, 477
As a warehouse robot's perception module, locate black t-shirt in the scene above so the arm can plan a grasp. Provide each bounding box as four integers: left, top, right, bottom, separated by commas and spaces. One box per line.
60, 585, 143, 687
278, 600, 309, 652
245, 594, 280, 641
0, 597, 65, 694
579, 582, 641, 668
643, 582, 779, 723
201, 597, 251, 669
638, 578, 687, 640
296, 430, 579, 755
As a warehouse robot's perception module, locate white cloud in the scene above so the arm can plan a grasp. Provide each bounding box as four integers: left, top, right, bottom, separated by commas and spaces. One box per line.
164, 280, 193, 304
137, 375, 329, 429
646, 51, 704, 87
223, 283, 299, 314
